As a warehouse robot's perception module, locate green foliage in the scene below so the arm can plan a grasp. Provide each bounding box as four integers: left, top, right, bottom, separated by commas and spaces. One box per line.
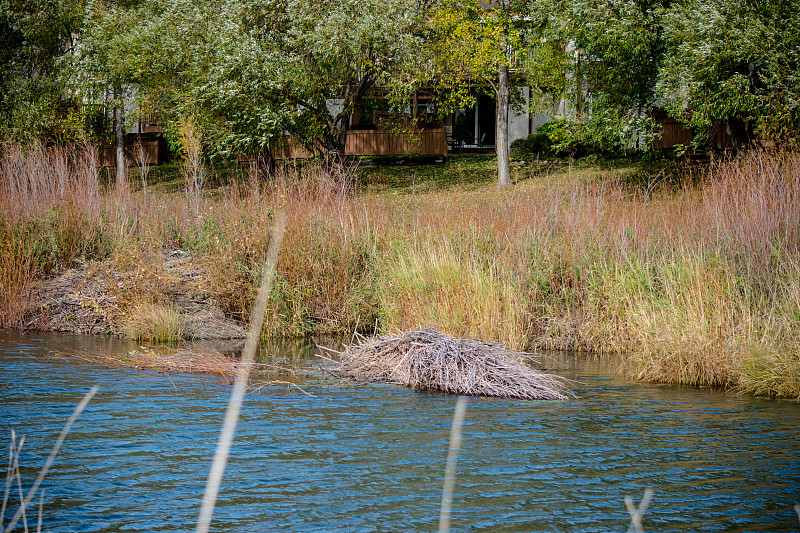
72, 0, 427, 158
523, 0, 800, 149
0, 0, 86, 142
657, 0, 800, 145
6, 0, 798, 154
537, 118, 622, 157
518, 0, 667, 154
427, 0, 516, 110
249, 0, 426, 154
510, 133, 553, 160
426, 0, 539, 121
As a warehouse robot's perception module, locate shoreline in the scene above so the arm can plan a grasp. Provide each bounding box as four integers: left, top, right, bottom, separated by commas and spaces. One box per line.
3, 151, 799, 399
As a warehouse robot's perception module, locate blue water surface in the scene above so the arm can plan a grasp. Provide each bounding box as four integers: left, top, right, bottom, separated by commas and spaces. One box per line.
0, 331, 799, 532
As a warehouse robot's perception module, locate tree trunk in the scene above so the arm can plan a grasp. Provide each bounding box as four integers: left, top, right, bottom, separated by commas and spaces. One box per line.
336, 126, 347, 155
257, 148, 276, 180
115, 105, 126, 191
496, 63, 511, 188
318, 126, 347, 157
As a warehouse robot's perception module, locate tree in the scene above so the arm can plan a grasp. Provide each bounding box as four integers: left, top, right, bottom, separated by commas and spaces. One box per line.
0, 0, 85, 143
72, 0, 148, 188
427, 0, 520, 187
234, 0, 426, 157
518, 0, 667, 155
78, 0, 427, 164
523, 0, 800, 152
657, 0, 800, 147
73, 0, 260, 176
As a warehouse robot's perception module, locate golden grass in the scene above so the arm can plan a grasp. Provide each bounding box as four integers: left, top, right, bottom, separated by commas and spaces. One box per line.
120, 303, 187, 342
3, 144, 800, 397
378, 238, 526, 348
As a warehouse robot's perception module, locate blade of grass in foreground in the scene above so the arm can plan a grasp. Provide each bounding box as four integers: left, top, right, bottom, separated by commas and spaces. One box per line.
625, 488, 654, 533
3, 387, 97, 533
196, 209, 287, 533
438, 396, 468, 533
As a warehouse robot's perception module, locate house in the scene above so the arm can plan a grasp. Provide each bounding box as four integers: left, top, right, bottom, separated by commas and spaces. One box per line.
91, 79, 545, 164
86, 104, 169, 168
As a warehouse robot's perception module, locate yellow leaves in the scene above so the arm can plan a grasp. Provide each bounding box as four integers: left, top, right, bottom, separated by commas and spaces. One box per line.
428, 0, 513, 81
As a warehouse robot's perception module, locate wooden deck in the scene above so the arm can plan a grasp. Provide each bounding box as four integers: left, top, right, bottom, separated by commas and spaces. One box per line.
345, 128, 447, 156
98, 139, 159, 167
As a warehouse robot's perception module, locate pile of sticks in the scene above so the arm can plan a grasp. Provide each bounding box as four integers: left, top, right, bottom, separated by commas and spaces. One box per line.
321, 328, 573, 400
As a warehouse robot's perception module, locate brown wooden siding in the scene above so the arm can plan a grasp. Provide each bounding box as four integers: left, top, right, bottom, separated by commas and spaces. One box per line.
98, 140, 159, 167
653, 118, 693, 150
345, 128, 447, 156
710, 121, 733, 149
241, 129, 448, 161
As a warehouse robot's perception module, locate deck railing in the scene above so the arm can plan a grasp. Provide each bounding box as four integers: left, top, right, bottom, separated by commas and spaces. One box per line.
345, 128, 447, 156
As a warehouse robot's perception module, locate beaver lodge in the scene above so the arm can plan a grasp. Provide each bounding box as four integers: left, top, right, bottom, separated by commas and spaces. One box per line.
320, 328, 573, 400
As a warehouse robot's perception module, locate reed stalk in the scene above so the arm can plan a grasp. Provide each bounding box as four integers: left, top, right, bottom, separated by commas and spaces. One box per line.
178, 119, 206, 221
195, 208, 286, 533
133, 142, 150, 202
625, 488, 654, 533
2, 387, 97, 533
438, 396, 467, 533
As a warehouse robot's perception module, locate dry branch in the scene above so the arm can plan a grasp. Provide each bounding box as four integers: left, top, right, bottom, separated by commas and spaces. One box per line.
322, 328, 573, 400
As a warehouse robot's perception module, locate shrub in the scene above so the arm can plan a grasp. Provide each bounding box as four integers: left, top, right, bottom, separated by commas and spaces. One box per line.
510, 133, 553, 160
539, 118, 626, 158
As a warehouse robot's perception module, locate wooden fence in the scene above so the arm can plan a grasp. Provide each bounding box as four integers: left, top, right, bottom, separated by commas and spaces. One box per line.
652, 118, 693, 150
239, 128, 448, 162
98, 140, 159, 167
345, 128, 447, 156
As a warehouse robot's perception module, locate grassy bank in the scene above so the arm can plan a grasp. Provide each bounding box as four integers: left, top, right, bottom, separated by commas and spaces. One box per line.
2, 145, 799, 398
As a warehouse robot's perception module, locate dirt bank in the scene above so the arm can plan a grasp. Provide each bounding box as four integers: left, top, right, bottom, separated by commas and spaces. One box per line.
24, 249, 247, 340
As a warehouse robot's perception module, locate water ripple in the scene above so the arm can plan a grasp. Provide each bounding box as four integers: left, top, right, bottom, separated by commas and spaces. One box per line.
1, 332, 799, 532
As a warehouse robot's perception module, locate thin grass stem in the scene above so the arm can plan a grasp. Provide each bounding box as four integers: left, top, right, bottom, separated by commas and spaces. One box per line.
35, 491, 43, 533
12, 438, 26, 533
438, 396, 468, 533
195, 208, 287, 533
3, 387, 97, 533
1, 431, 16, 529
625, 488, 654, 533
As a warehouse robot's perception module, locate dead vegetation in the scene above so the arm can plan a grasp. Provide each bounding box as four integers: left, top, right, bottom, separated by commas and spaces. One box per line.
51, 346, 290, 385
321, 328, 573, 400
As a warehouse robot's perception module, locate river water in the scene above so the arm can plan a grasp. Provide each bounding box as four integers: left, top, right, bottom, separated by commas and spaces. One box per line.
0, 331, 798, 532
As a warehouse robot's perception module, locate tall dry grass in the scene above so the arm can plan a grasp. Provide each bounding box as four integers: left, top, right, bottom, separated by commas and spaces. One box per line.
120, 303, 186, 342
190, 159, 374, 340
377, 236, 526, 348
1, 142, 798, 397
358, 150, 800, 397
0, 142, 101, 222
178, 119, 206, 221
0, 143, 107, 327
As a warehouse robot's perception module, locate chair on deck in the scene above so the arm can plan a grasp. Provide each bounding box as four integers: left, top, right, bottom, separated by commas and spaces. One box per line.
447, 133, 463, 154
